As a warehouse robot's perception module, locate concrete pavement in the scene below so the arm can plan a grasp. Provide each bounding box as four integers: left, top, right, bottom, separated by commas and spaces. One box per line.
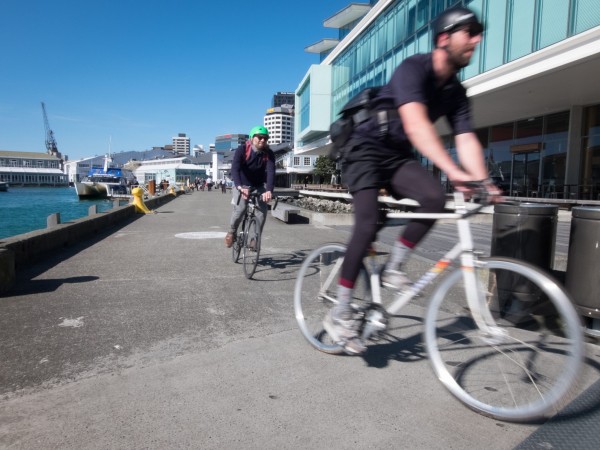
1, 189, 599, 449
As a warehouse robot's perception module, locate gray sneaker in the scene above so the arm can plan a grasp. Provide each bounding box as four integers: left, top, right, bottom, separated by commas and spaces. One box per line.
343, 337, 367, 355
381, 269, 411, 290
323, 309, 367, 355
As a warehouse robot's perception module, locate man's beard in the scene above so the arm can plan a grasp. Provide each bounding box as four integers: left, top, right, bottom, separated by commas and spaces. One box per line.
447, 47, 473, 70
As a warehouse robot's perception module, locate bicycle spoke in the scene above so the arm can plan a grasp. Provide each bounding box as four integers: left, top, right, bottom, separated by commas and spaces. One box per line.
425, 258, 583, 422
243, 218, 260, 279
294, 244, 371, 354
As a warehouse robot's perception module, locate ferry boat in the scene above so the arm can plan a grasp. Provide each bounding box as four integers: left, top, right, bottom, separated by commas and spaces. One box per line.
74, 168, 132, 198
0, 181, 8, 192
74, 155, 133, 199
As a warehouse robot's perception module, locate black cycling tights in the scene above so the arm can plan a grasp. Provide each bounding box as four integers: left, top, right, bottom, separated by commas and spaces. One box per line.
340, 160, 446, 285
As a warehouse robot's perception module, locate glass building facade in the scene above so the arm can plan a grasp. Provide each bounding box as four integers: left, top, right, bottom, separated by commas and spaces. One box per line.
331, 0, 599, 113
214, 134, 247, 153
296, 0, 600, 199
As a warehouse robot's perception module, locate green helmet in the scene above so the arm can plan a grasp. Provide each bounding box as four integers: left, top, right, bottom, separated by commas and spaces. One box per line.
249, 125, 269, 139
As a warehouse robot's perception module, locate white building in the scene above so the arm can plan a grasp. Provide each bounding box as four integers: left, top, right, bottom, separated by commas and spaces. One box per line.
264, 106, 294, 145
0, 150, 67, 186
172, 133, 190, 156
127, 157, 206, 185
295, 1, 600, 199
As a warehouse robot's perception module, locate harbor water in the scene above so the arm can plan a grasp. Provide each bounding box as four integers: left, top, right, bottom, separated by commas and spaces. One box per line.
0, 187, 120, 240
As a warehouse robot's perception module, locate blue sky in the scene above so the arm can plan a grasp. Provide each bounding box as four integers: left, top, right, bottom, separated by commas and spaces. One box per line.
1, 0, 351, 160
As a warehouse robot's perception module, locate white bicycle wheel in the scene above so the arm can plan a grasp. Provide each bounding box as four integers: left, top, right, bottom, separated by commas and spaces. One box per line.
294, 243, 371, 354
425, 257, 584, 422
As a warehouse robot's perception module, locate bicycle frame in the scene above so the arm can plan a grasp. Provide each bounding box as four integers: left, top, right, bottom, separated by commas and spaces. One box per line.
357, 191, 501, 339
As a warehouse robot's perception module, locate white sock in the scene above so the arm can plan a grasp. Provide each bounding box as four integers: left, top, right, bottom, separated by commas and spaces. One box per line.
334, 285, 353, 319
388, 240, 411, 271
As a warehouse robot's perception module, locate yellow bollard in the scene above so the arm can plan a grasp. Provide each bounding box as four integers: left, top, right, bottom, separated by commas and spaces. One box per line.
131, 187, 156, 214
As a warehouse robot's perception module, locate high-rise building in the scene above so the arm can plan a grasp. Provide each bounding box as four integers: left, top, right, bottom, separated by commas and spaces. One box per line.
172, 133, 190, 156
215, 134, 247, 153
296, 0, 600, 200
272, 92, 295, 108
264, 106, 294, 145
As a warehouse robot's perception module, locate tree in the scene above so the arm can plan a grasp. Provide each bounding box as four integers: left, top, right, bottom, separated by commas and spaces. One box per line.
313, 155, 336, 184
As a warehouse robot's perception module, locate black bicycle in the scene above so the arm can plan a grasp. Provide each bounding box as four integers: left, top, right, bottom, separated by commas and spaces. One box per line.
231, 189, 265, 279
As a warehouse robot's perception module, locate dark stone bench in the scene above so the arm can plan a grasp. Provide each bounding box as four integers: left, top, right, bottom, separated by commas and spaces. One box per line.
271, 202, 300, 223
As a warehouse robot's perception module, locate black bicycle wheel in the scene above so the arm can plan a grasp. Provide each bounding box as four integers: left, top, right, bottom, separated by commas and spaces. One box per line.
231, 217, 246, 263
242, 218, 260, 279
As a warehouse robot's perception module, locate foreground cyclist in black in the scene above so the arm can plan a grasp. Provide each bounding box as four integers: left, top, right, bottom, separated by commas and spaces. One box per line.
324, 6, 501, 354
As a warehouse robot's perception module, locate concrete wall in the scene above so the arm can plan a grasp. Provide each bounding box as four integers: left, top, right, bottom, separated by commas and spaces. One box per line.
0, 193, 181, 292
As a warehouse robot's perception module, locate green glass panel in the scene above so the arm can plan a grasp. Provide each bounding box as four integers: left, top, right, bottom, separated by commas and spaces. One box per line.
538, 0, 569, 49
574, 0, 600, 33
483, 0, 508, 71
508, 0, 535, 61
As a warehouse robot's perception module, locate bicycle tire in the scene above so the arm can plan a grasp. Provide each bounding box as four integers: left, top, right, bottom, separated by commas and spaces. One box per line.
242, 218, 260, 279
294, 243, 371, 354
424, 257, 584, 422
231, 217, 246, 263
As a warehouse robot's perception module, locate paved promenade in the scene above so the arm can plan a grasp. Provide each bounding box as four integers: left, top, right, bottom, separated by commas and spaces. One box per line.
1, 190, 599, 449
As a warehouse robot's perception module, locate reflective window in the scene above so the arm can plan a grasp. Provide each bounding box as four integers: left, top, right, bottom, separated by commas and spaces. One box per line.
463, 0, 484, 78
516, 117, 543, 140
488, 123, 514, 187
298, 83, 310, 132
483, 0, 508, 71
538, 0, 569, 49
573, 0, 600, 33
508, 0, 535, 61
580, 106, 600, 194
542, 112, 569, 192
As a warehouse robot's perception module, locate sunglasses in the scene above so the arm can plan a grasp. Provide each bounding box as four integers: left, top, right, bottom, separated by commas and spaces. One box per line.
455, 24, 483, 37
254, 135, 269, 141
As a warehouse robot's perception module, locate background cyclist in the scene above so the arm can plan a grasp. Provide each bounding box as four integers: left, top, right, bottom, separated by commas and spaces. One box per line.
324, 6, 501, 354
224, 125, 276, 248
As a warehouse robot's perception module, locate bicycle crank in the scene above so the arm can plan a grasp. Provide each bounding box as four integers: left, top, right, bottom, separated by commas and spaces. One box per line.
361, 305, 388, 341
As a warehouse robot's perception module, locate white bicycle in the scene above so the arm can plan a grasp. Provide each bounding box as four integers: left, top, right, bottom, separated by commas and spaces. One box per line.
294, 187, 584, 422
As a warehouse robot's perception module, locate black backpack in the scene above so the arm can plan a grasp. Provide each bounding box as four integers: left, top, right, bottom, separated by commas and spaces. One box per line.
329, 86, 397, 161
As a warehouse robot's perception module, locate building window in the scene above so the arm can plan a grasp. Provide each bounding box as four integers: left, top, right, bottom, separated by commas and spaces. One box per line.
304, 157, 311, 166
293, 157, 300, 166
580, 105, 600, 197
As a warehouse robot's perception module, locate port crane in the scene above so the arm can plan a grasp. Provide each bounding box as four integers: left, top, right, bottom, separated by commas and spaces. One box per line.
41, 101, 59, 156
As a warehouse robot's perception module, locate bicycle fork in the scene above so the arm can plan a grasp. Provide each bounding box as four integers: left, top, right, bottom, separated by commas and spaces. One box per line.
457, 218, 508, 343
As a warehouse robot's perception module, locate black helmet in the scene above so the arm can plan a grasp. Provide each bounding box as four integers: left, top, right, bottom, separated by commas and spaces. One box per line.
433, 6, 484, 46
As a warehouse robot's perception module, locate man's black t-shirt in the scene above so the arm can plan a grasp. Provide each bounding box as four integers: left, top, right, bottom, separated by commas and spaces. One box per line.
356, 53, 473, 147
343, 52, 474, 193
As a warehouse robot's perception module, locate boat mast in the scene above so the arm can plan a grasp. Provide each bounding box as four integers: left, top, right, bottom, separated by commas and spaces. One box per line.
104, 136, 112, 172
